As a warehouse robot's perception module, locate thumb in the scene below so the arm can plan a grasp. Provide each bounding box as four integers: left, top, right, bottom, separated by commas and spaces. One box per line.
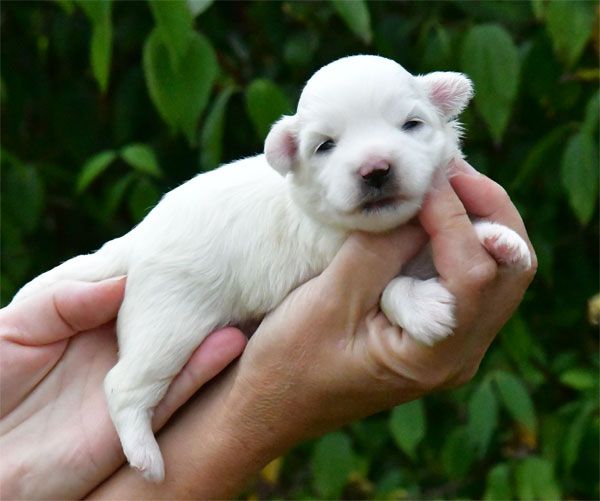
321, 224, 427, 314
0, 277, 126, 345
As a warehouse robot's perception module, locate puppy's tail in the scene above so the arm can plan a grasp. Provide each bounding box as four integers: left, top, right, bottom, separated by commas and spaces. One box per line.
11, 235, 131, 304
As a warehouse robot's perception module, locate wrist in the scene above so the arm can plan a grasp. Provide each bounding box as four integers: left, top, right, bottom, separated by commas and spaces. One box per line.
89, 362, 304, 499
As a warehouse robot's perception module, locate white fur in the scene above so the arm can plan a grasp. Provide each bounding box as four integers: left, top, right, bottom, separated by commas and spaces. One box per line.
473, 220, 532, 270
11, 55, 530, 481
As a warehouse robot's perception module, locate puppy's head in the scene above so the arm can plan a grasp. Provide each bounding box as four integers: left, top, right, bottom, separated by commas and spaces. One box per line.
265, 55, 473, 232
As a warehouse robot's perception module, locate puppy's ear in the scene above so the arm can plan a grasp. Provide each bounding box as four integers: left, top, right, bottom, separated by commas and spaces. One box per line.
417, 72, 474, 118
265, 115, 299, 176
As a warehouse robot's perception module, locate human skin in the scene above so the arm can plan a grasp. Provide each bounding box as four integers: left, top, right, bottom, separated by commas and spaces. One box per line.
90, 159, 537, 499
0, 278, 247, 500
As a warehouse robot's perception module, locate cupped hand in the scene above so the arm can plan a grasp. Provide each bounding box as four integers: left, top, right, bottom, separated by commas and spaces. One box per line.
228, 157, 537, 450
0, 278, 246, 499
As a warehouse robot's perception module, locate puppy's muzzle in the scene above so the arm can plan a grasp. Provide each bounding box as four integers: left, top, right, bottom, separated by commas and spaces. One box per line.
359, 159, 391, 189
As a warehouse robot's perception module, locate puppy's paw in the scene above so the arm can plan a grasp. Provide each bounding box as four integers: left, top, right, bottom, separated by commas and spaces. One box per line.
381, 277, 456, 346
474, 221, 531, 270
124, 435, 165, 482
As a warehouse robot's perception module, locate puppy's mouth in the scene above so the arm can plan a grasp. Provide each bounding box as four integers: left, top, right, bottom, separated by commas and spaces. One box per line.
361, 195, 406, 212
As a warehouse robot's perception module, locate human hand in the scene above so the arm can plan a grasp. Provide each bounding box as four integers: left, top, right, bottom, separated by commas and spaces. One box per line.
93, 159, 535, 499
0, 278, 246, 499
226, 159, 536, 440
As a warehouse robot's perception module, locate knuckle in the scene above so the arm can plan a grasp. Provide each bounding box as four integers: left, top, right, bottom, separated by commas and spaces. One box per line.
443, 207, 470, 233
417, 367, 455, 392
465, 257, 497, 290
494, 184, 511, 205
419, 362, 479, 392
451, 363, 480, 388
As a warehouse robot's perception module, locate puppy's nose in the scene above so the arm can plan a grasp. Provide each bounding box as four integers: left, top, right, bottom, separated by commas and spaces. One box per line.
359, 160, 391, 189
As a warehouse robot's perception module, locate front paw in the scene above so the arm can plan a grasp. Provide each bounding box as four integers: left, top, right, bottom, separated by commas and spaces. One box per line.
474, 221, 531, 270
381, 277, 456, 346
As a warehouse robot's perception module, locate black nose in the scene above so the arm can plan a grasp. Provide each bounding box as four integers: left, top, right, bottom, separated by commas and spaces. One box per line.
362, 165, 390, 189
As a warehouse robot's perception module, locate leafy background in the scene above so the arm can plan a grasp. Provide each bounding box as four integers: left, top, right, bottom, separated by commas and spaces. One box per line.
1, 1, 598, 499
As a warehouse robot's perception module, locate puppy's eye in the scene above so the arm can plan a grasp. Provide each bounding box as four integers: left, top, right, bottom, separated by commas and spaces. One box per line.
315, 139, 336, 154
402, 119, 423, 131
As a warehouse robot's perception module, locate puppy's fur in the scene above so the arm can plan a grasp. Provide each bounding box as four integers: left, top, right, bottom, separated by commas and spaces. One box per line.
12, 56, 531, 481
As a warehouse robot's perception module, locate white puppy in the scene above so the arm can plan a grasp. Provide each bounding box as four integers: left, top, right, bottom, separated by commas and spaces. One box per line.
12, 55, 531, 481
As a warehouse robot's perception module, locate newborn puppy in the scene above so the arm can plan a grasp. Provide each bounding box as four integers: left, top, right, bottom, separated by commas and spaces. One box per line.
12, 55, 531, 481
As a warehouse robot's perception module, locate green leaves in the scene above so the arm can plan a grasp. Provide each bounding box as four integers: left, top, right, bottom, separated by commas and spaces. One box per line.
245, 79, 292, 140
330, 0, 372, 44
143, 29, 218, 144
129, 177, 161, 221
78, 0, 113, 93
484, 463, 512, 501
389, 400, 426, 459
311, 432, 356, 499
187, 0, 213, 17
77, 145, 161, 196
545, 0, 596, 68
2, 154, 45, 234
563, 401, 596, 473
442, 427, 475, 478
200, 87, 235, 170
559, 368, 598, 391
77, 150, 117, 193
461, 24, 520, 143
144, 0, 219, 142
484, 458, 561, 501
494, 371, 537, 433
561, 131, 599, 225
467, 380, 498, 457
149, 0, 193, 70
121, 144, 162, 178
515, 457, 561, 500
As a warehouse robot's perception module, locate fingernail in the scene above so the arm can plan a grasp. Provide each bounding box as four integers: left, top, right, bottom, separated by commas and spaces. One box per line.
104, 275, 127, 284
448, 157, 480, 178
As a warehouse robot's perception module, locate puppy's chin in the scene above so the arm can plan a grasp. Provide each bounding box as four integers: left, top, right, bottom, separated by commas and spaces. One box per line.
335, 198, 422, 232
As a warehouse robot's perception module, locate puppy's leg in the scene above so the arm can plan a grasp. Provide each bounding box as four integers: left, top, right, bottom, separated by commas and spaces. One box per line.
381, 277, 455, 346
473, 221, 531, 270
104, 269, 218, 482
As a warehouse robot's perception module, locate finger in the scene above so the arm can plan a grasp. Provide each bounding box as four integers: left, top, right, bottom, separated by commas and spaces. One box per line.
419, 170, 497, 295
449, 158, 529, 240
322, 224, 427, 312
153, 328, 247, 429
0, 277, 126, 345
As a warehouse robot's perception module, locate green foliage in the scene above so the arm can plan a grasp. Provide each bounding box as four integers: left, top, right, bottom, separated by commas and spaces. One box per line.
120, 144, 162, 178
78, 0, 112, 93
461, 23, 520, 143
389, 399, 426, 460
245, 79, 292, 140
330, 0, 372, 44
148, 0, 193, 70
200, 86, 236, 170
467, 379, 498, 457
1, 1, 598, 499
561, 131, 598, 225
494, 370, 537, 433
143, 29, 218, 144
77, 150, 118, 193
545, 0, 596, 68
311, 431, 357, 498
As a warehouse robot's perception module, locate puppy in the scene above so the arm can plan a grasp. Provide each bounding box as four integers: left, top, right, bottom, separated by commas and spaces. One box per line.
12, 55, 531, 481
